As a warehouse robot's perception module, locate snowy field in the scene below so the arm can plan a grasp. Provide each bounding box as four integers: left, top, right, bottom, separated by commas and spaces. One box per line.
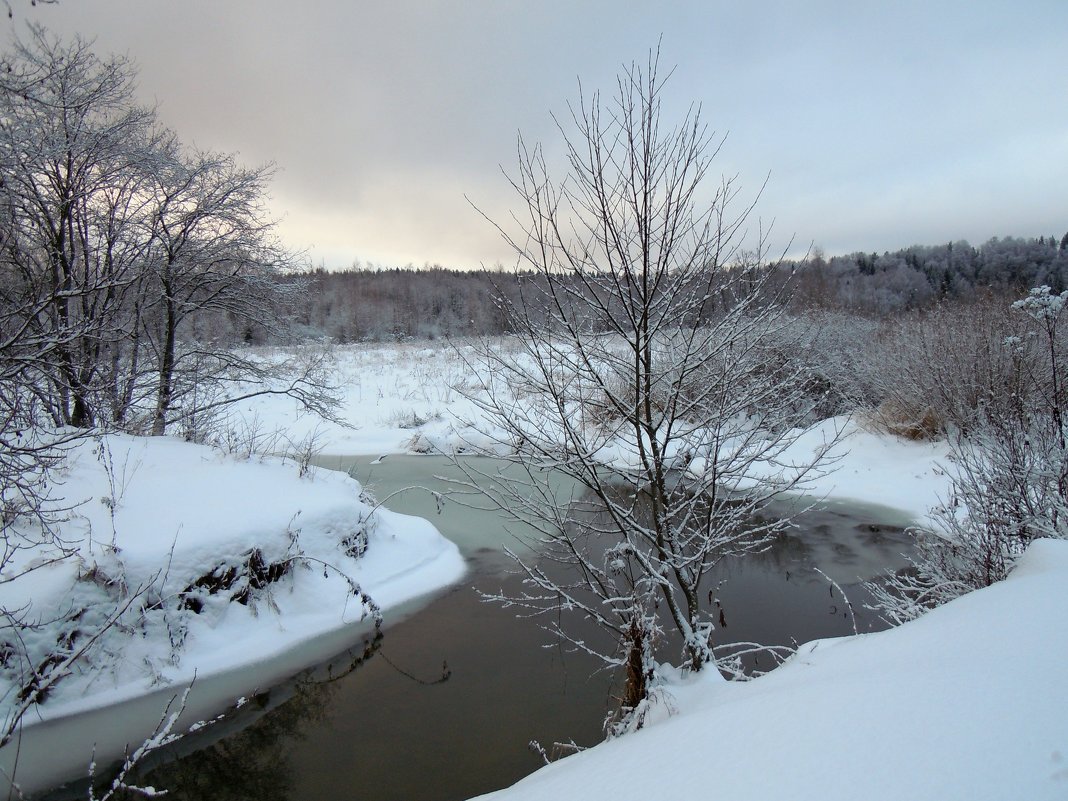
226, 341, 496, 458
235, 341, 955, 521
4, 339, 1064, 799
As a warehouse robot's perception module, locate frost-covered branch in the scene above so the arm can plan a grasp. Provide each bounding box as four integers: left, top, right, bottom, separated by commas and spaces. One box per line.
458, 47, 839, 717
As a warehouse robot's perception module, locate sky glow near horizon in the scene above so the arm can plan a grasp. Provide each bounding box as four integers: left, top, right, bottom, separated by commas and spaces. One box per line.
25, 0, 1068, 270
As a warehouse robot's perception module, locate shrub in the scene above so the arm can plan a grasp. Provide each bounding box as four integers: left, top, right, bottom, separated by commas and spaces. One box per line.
870, 287, 1068, 622
863, 292, 1037, 439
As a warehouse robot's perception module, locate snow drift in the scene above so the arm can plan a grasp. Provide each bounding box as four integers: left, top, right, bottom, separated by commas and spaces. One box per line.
0, 433, 465, 795
473, 538, 1068, 801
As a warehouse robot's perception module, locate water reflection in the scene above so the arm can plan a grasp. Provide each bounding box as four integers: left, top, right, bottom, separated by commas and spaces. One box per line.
543, 482, 914, 674
113, 634, 385, 801
703, 511, 913, 673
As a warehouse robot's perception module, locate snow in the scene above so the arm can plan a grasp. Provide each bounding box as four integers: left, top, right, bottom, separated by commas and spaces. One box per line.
0, 427, 465, 794
1, 432, 464, 723
229, 341, 487, 457
233, 344, 955, 522
0, 343, 499, 776
3, 339, 1051, 799
471, 538, 1068, 801
783, 415, 954, 523
1014, 284, 1068, 319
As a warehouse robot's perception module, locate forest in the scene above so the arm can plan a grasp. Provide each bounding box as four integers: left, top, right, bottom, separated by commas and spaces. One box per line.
293, 234, 1068, 342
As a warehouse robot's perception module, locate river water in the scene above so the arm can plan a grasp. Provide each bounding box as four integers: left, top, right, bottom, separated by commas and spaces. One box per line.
40, 455, 917, 801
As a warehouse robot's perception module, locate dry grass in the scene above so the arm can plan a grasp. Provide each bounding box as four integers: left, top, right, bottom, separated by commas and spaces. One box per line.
868, 400, 944, 441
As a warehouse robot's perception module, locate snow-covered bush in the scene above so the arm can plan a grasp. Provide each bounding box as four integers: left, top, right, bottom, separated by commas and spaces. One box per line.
864, 293, 1038, 439
871, 287, 1068, 623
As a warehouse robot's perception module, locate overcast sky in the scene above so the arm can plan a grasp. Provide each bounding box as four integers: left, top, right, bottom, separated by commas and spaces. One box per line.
24, 1, 1068, 269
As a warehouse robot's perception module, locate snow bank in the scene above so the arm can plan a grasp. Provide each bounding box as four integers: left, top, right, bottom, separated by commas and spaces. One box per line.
473, 538, 1068, 801
0, 432, 465, 792
779, 415, 954, 522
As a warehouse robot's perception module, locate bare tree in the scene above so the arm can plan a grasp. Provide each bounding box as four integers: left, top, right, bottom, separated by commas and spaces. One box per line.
458, 50, 837, 721
0, 28, 337, 439
140, 137, 303, 436
0, 27, 157, 429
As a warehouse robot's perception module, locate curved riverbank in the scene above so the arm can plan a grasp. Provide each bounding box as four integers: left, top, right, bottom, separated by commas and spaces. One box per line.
0, 435, 465, 797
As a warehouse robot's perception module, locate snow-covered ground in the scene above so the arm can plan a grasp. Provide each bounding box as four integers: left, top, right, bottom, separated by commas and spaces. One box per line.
6, 339, 1050, 799
471, 537, 1068, 801
231, 341, 490, 457
0, 427, 464, 793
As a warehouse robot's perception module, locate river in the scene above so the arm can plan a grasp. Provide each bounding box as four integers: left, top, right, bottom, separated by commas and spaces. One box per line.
39, 454, 917, 801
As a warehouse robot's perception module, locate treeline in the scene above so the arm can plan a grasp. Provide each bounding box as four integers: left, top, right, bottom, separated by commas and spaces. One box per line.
290, 266, 520, 341
294, 234, 1068, 341
793, 234, 1068, 314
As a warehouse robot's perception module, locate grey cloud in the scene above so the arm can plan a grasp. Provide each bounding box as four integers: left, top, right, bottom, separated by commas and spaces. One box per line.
27, 0, 1068, 268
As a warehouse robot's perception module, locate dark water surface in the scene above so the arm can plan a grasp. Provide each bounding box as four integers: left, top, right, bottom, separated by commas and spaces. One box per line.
70, 455, 917, 801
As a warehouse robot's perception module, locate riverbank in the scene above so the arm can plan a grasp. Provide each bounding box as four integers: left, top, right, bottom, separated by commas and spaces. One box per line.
236, 343, 956, 523
0, 432, 465, 796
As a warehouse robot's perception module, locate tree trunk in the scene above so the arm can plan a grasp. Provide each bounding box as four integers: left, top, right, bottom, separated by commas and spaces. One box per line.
621, 618, 651, 712
152, 290, 177, 436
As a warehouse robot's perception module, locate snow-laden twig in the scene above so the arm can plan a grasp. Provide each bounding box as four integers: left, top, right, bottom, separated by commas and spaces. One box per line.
87, 681, 193, 800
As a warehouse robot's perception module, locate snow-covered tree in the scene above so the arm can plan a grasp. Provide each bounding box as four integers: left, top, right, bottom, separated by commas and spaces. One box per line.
0, 28, 338, 438
458, 50, 837, 722
0, 28, 160, 428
